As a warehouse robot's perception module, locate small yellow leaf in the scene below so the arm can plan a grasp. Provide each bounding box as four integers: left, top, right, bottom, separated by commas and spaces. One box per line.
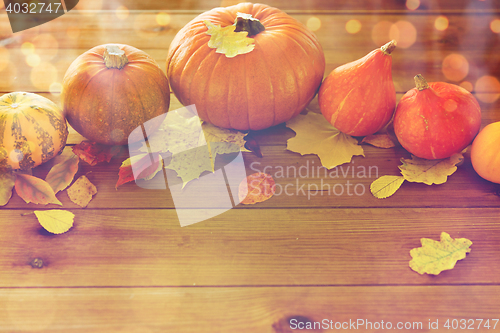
399, 153, 463, 185
67, 175, 97, 207
286, 112, 364, 169
409, 232, 472, 275
0, 171, 15, 206
34, 210, 75, 234
204, 20, 255, 58
361, 134, 396, 148
370, 175, 405, 199
202, 122, 250, 152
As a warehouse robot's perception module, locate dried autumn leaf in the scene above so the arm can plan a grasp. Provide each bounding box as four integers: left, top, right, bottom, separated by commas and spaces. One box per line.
202, 122, 250, 152
34, 210, 75, 234
15, 174, 62, 206
72, 141, 120, 166
238, 172, 276, 205
204, 20, 255, 58
116, 153, 163, 188
409, 232, 472, 275
45, 151, 79, 193
370, 175, 405, 199
67, 175, 97, 207
286, 112, 364, 169
361, 134, 396, 148
0, 171, 16, 206
137, 106, 245, 187
399, 153, 463, 185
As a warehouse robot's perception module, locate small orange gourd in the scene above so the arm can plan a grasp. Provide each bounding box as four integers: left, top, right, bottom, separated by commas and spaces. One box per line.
319, 40, 397, 137
0, 92, 68, 170
471, 121, 500, 184
62, 44, 170, 145
394, 74, 481, 160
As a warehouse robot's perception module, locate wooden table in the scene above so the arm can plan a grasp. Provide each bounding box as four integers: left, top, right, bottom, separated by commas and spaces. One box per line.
1, 0, 500, 331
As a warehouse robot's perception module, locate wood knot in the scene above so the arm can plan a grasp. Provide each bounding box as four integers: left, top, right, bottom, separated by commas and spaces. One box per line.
30, 258, 44, 269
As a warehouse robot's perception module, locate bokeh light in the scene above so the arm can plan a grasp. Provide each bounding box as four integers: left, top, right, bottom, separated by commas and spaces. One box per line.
26, 54, 41, 67
21, 42, 35, 55
389, 21, 417, 48
134, 13, 160, 39
116, 6, 129, 20
0, 47, 9, 72
75, 0, 102, 15
346, 19, 362, 34
31, 63, 58, 90
307, 17, 321, 32
460, 81, 473, 92
435, 16, 449, 31
442, 53, 469, 81
475, 75, 500, 103
33, 34, 59, 60
406, 0, 420, 10
0, 64, 17, 90
443, 99, 458, 112
371, 21, 393, 47
50, 82, 63, 95
156, 12, 171, 26
490, 19, 500, 33
67, 26, 80, 39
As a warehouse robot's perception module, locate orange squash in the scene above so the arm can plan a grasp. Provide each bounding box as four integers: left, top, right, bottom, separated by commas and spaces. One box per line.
0, 92, 68, 170
62, 44, 170, 145
394, 74, 481, 160
319, 40, 397, 136
166, 3, 325, 131
471, 121, 500, 184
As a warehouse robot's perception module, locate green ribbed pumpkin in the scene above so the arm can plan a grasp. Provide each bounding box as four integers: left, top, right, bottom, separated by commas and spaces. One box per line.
0, 92, 68, 171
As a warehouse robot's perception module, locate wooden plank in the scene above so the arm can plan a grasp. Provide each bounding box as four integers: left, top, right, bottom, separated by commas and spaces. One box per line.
71, 0, 500, 12
0, 208, 498, 287
1, 286, 500, 332
1, 12, 500, 93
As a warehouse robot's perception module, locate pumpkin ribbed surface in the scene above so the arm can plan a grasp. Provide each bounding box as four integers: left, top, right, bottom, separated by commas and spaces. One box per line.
166, 2, 325, 131
0, 92, 68, 170
62, 44, 170, 145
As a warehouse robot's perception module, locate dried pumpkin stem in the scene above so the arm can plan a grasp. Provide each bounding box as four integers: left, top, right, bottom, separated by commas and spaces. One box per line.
414, 74, 430, 91
103, 45, 128, 69
233, 12, 265, 36
380, 40, 397, 55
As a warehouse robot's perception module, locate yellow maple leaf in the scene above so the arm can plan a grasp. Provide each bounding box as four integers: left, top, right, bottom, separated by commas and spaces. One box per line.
370, 175, 405, 199
34, 210, 75, 234
67, 175, 97, 207
361, 133, 396, 148
409, 232, 472, 275
202, 122, 250, 152
204, 20, 255, 58
286, 112, 364, 169
399, 153, 463, 185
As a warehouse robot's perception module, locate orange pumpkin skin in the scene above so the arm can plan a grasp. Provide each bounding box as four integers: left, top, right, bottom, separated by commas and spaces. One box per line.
0, 92, 68, 170
62, 44, 170, 145
394, 76, 481, 160
319, 41, 396, 136
166, 3, 325, 131
471, 122, 500, 184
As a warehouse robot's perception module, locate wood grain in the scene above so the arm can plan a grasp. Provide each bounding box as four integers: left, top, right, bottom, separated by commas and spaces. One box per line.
1, 3, 500, 332
1, 286, 500, 332
0, 208, 498, 287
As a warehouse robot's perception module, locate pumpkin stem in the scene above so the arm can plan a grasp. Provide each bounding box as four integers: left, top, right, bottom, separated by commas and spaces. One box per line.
103, 45, 128, 69
380, 40, 397, 55
414, 74, 430, 91
233, 12, 265, 36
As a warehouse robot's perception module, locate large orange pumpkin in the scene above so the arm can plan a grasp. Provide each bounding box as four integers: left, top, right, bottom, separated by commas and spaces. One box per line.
166, 3, 325, 131
62, 44, 170, 145
0, 92, 68, 170
471, 121, 500, 184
